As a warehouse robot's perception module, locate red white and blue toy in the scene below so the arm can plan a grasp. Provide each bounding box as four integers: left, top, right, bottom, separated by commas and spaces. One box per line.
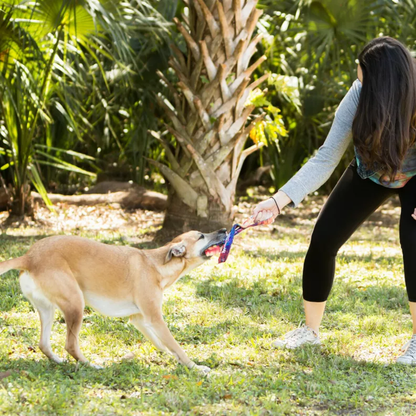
218, 214, 274, 263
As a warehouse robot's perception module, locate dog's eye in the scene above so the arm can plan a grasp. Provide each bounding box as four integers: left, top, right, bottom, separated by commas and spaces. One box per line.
198, 234, 204, 240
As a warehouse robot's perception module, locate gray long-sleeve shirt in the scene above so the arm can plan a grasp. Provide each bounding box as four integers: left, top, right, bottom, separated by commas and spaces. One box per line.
280, 79, 362, 207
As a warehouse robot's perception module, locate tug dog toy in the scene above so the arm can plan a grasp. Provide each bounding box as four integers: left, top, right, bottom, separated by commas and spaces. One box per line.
218, 214, 275, 263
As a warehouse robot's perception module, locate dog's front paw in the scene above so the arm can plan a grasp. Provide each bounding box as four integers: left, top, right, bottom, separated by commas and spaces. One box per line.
193, 364, 211, 375
186, 361, 211, 375
49, 355, 64, 364
89, 363, 104, 370
76, 362, 104, 370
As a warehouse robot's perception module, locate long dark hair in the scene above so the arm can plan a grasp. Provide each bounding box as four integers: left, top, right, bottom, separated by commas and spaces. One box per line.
352, 37, 416, 180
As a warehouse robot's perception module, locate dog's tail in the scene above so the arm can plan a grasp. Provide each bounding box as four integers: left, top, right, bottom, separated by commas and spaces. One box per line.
0, 256, 28, 276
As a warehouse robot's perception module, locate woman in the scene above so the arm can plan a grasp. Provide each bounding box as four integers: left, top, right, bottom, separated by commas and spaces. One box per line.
252, 37, 416, 364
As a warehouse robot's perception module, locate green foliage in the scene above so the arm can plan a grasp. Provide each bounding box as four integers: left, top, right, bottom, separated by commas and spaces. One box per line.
0, 1, 101, 213
253, 0, 416, 190
0, 0, 176, 214
246, 87, 288, 148
268, 73, 301, 111
301, 0, 384, 77
2, 0, 416, 208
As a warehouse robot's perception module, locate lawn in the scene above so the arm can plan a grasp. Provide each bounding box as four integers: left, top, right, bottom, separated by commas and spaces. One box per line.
1, 196, 416, 415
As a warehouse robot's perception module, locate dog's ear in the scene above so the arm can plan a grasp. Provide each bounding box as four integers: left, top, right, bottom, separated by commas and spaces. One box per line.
165, 242, 186, 263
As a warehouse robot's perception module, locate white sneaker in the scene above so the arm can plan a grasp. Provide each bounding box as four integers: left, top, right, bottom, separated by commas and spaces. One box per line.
396, 335, 416, 365
272, 325, 321, 350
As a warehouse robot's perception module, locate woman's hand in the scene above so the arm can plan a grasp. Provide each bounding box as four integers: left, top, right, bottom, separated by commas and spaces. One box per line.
252, 198, 280, 222
252, 191, 292, 222
412, 208, 416, 220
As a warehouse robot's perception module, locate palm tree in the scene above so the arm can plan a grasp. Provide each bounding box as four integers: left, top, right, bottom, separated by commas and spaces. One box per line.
152, 0, 268, 237
0, 0, 112, 215
0, 0, 171, 216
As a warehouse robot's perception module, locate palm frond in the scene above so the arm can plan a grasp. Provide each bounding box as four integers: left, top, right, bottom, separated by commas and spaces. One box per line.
27, 163, 54, 209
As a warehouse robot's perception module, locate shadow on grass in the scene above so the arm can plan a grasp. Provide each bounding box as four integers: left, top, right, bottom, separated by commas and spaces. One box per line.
0, 356, 152, 384
0, 233, 49, 245
131, 241, 160, 250
0, 357, 153, 414
1, 343, 416, 415
0, 233, 160, 249
194, 276, 409, 322
0, 351, 264, 400
245, 248, 402, 265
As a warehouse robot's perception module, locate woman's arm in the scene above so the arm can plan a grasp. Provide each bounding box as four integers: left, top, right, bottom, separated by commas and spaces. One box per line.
253, 79, 362, 220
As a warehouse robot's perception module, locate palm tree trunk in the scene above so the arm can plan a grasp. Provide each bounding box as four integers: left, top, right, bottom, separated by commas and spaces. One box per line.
10, 184, 33, 217
153, 0, 267, 240
161, 192, 233, 237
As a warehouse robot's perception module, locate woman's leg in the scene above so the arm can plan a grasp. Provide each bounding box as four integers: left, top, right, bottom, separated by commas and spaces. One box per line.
410, 303, 416, 335
304, 300, 326, 332
397, 176, 416, 334
303, 163, 395, 332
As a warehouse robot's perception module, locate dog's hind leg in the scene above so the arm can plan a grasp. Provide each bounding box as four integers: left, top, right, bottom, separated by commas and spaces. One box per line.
19, 272, 63, 363
60, 294, 88, 364
20, 272, 59, 362
47, 273, 89, 365
38, 303, 62, 363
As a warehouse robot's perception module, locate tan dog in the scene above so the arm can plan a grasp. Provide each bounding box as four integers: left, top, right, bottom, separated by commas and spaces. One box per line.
0, 229, 227, 374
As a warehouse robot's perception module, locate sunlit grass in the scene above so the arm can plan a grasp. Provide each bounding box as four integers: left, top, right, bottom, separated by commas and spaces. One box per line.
1, 197, 416, 415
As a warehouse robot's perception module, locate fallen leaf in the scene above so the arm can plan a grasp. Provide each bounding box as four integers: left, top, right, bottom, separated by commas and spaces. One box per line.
162, 375, 178, 380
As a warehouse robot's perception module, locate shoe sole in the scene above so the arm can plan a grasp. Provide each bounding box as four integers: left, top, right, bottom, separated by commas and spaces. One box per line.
396, 359, 416, 365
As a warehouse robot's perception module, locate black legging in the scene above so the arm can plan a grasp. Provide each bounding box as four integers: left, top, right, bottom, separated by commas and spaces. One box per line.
303, 161, 416, 302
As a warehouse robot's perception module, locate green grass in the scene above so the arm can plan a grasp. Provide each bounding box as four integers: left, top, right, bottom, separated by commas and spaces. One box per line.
1, 197, 416, 415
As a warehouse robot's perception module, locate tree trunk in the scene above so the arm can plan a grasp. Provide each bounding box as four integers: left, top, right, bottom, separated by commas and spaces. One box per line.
10, 185, 33, 217
157, 193, 232, 241
31, 187, 167, 211
153, 0, 267, 239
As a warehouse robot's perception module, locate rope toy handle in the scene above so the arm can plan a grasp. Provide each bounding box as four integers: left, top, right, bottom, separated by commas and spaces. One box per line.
218, 213, 275, 263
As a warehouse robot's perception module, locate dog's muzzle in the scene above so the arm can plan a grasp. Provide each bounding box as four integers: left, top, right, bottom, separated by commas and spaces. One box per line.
202, 229, 227, 258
